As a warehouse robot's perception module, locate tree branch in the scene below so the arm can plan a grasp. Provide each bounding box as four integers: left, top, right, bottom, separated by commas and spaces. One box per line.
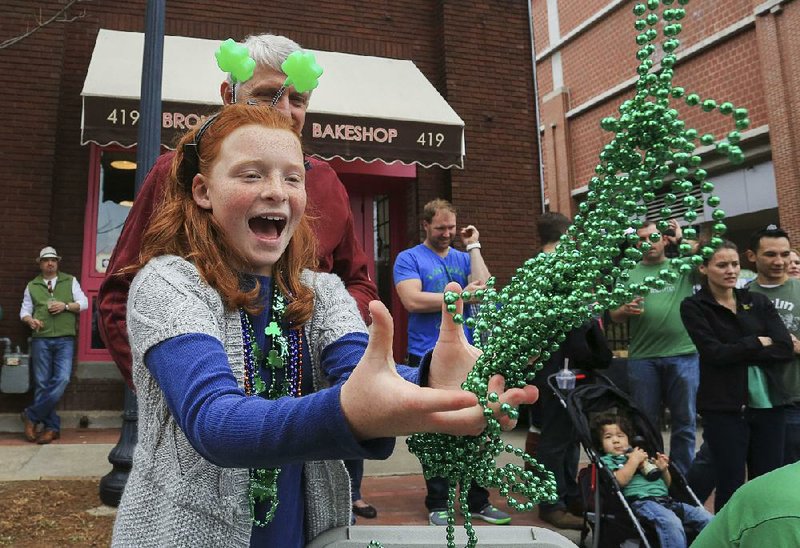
0, 0, 86, 50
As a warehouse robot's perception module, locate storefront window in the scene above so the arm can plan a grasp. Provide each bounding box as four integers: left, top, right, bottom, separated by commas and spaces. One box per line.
96, 151, 136, 273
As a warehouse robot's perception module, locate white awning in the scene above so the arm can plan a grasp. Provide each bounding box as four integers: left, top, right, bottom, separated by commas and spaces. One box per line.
81, 29, 465, 168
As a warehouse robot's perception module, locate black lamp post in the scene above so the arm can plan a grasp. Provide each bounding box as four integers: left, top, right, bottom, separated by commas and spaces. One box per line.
99, 0, 164, 507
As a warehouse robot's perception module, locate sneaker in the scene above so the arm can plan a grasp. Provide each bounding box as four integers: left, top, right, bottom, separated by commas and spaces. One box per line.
474, 504, 512, 525
428, 509, 450, 526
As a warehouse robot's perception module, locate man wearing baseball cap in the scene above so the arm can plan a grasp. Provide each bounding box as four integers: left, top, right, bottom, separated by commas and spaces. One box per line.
19, 246, 88, 444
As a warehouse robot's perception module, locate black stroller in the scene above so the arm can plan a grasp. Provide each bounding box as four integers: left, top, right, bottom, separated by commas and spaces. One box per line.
546, 370, 705, 548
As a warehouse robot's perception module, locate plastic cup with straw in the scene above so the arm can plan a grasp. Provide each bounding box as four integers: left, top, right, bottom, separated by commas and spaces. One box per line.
555, 357, 576, 391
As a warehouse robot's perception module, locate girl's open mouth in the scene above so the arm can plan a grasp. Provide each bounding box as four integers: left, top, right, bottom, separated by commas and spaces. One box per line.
249, 214, 287, 239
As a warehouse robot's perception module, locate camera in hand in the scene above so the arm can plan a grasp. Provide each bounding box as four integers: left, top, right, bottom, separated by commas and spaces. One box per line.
627, 435, 662, 481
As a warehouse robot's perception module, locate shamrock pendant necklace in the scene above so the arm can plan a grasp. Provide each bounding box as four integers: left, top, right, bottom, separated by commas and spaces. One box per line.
240, 284, 303, 526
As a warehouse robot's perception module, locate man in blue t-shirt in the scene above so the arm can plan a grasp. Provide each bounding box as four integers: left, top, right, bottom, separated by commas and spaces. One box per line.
394, 199, 490, 366
393, 198, 510, 526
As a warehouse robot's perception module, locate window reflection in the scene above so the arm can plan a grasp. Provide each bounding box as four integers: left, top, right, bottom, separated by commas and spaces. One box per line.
96, 152, 136, 273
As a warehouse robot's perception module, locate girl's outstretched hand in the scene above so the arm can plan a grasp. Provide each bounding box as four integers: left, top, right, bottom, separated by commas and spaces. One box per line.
428, 281, 538, 432
341, 282, 538, 441
340, 298, 480, 440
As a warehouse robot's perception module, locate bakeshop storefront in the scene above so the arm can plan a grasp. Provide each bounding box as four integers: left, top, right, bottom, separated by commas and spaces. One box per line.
77, 29, 466, 363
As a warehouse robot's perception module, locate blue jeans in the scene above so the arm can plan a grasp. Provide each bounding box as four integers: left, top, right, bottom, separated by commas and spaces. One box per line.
631, 499, 712, 548
25, 336, 74, 432
425, 477, 489, 513
690, 405, 797, 503
687, 439, 715, 503
627, 353, 699, 475
785, 404, 800, 464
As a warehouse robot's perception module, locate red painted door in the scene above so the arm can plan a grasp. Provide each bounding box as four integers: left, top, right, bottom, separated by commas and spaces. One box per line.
342, 181, 409, 363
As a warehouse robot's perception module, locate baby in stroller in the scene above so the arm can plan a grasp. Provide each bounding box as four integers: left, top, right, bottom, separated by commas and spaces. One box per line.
591, 412, 713, 547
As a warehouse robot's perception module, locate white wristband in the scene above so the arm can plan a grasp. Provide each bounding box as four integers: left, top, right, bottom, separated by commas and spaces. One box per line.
466, 242, 482, 251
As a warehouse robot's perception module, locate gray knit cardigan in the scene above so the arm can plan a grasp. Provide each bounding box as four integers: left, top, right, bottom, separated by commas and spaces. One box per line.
112, 256, 368, 547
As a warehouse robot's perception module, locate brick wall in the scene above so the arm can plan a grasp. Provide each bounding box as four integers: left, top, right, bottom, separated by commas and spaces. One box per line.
536, 55, 553, 97
532, 0, 550, 48
441, 0, 543, 275
561, 6, 640, 108
558, 0, 615, 37
757, 0, 800, 241
567, 28, 768, 189
541, 91, 574, 216
535, 0, 799, 240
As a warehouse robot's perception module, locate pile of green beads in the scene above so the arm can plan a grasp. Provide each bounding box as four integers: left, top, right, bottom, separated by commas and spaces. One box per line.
407, 1, 747, 546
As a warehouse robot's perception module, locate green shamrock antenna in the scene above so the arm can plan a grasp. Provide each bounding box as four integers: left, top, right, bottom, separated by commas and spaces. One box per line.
270, 50, 324, 106
282, 51, 323, 93
215, 38, 256, 104
215, 38, 256, 84
401, 1, 746, 547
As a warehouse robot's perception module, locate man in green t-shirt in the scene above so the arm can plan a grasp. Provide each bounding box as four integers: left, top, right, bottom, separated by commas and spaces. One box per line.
690, 461, 800, 547
746, 225, 800, 463
610, 219, 699, 476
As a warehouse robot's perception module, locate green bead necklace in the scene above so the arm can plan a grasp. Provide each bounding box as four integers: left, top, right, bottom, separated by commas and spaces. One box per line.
240, 287, 300, 527
404, 1, 745, 546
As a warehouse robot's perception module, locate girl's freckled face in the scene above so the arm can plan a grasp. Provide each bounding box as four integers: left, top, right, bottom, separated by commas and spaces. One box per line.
193, 125, 306, 275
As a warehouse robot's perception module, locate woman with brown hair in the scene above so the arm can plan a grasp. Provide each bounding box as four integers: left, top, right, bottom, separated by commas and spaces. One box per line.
680, 240, 793, 512
110, 103, 537, 547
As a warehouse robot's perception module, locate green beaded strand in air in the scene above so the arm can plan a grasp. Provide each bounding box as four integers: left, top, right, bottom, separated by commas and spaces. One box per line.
405, 1, 747, 546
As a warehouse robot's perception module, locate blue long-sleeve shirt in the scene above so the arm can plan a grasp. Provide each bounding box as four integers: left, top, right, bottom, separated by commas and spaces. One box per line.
144, 276, 420, 546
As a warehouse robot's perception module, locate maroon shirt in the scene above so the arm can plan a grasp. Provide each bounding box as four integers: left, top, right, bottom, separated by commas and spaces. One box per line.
97, 151, 377, 389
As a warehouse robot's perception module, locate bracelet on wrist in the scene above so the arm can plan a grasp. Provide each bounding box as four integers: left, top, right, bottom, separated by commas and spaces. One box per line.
465, 242, 482, 251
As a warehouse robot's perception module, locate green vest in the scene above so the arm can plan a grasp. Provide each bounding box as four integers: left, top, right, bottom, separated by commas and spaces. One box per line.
27, 273, 77, 338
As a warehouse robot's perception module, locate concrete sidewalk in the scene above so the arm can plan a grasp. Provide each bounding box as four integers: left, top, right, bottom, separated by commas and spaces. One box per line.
0, 414, 529, 481
0, 414, 601, 544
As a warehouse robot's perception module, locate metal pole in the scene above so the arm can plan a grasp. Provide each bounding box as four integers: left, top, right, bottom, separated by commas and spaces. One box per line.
527, 0, 547, 214
134, 0, 165, 195
99, 0, 164, 507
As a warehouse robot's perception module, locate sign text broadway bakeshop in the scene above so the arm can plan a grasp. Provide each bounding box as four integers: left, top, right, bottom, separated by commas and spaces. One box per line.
303, 113, 463, 167
312, 123, 398, 143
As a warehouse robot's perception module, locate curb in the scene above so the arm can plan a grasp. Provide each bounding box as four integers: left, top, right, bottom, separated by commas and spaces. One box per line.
0, 411, 123, 433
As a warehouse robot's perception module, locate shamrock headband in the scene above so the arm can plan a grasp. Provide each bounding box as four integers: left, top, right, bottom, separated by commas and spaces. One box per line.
179, 40, 324, 187
214, 38, 324, 101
